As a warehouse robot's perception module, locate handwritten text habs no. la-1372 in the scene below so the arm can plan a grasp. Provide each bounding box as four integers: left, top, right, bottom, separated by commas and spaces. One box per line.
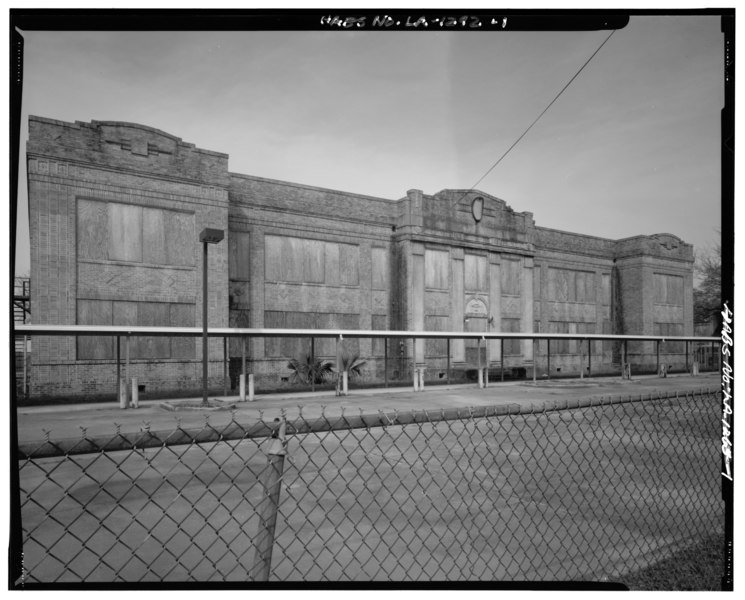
721, 303, 733, 482
320, 15, 508, 29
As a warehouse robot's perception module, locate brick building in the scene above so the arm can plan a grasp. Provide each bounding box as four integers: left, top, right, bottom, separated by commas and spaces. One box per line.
27, 116, 694, 399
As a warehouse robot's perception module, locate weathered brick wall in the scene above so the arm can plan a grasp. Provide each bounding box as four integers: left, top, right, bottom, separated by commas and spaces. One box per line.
28, 116, 230, 400
27, 117, 696, 398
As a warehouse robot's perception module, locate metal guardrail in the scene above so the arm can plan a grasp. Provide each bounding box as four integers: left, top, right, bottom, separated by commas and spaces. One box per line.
16, 388, 723, 585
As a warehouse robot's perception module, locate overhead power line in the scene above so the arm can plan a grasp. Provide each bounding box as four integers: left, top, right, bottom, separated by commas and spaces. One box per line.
468, 29, 617, 193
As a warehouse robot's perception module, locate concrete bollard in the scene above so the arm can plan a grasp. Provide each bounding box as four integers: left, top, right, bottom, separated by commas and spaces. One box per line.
239, 374, 246, 401
119, 378, 128, 409
131, 377, 139, 408
248, 374, 255, 402
342, 371, 348, 395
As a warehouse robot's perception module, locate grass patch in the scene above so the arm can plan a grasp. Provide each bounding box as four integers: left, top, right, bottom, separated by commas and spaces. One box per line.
617, 534, 725, 591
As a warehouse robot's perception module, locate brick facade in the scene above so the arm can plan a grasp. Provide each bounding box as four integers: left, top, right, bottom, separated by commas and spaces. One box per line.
27, 116, 694, 399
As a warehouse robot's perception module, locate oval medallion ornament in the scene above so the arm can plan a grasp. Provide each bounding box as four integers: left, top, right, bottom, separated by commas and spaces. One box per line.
471, 196, 484, 223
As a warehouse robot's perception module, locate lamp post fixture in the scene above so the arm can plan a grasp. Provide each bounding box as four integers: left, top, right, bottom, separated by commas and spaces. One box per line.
200, 227, 224, 407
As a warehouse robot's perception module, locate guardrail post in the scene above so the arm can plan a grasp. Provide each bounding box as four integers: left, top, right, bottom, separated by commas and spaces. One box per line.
251, 418, 287, 582
412, 338, 418, 391
384, 337, 389, 388
223, 336, 228, 396
533, 339, 537, 383
477, 337, 483, 388
131, 377, 139, 408
500, 338, 504, 381
125, 335, 131, 407
483, 336, 489, 388
310, 337, 315, 393
446, 338, 451, 384
116, 335, 121, 405
336, 335, 342, 396
241, 336, 247, 401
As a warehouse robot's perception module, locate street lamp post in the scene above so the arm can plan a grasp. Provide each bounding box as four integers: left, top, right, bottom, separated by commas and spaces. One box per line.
200, 228, 224, 407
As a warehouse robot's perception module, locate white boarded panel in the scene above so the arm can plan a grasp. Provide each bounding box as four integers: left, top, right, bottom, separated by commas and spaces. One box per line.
339, 243, 359, 286
425, 315, 448, 357
112, 301, 138, 326
283, 237, 305, 282
425, 249, 449, 290
303, 239, 325, 284
229, 231, 250, 281
464, 254, 487, 292
142, 207, 166, 264
602, 274, 611, 305
108, 203, 142, 262
77, 199, 109, 260
372, 247, 388, 290
324, 243, 341, 285
501, 259, 521, 296
585, 272, 595, 302
77, 299, 113, 359
170, 304, 196, 358
265, 235, 283, 282
165, 211, 195, 267
137, 302, 171, 359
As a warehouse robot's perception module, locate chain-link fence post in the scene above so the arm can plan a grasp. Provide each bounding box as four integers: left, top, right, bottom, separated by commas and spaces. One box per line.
250, 418, 287, 582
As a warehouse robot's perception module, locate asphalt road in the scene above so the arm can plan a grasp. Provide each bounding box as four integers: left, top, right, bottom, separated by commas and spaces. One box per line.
16, 373, 719, 443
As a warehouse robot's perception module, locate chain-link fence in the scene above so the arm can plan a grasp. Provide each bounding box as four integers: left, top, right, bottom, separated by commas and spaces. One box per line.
15, 388, 723, 585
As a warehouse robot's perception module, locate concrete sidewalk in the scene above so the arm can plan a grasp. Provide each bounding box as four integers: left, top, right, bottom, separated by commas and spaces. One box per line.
16, 373, 719, 443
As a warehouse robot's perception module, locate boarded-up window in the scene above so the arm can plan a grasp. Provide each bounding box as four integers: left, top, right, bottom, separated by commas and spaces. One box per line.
501, 318, 521, 355
77, 200, 109, 260
371, 314, 388, 357
164, 212, 195, 267
229, 231, 250, 281
108, 204, 142, 262
264, 235, 359, 286
77, 300, 114, 359
549, 321, 570, 354
77, 299, 194, 359
548, 268, 595, 303
601, 274, 611, 306
339, 244, 359, 286
425, 315, 449, 357
77, 199, 195, 267
654, 274, 684, 305
264, 311, 359, 359
501, 259, 521, 296
425, 249, 449, 290
142, 207, 167, 264
464, 254, 488, 292
372, 247, 389, 290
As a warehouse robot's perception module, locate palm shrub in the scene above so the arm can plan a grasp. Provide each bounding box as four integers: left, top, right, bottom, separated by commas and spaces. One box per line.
336, 353, 367, 379
287, 354, 334, 384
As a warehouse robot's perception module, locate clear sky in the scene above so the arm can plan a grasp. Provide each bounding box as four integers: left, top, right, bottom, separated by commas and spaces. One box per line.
13, 14, 724, 275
